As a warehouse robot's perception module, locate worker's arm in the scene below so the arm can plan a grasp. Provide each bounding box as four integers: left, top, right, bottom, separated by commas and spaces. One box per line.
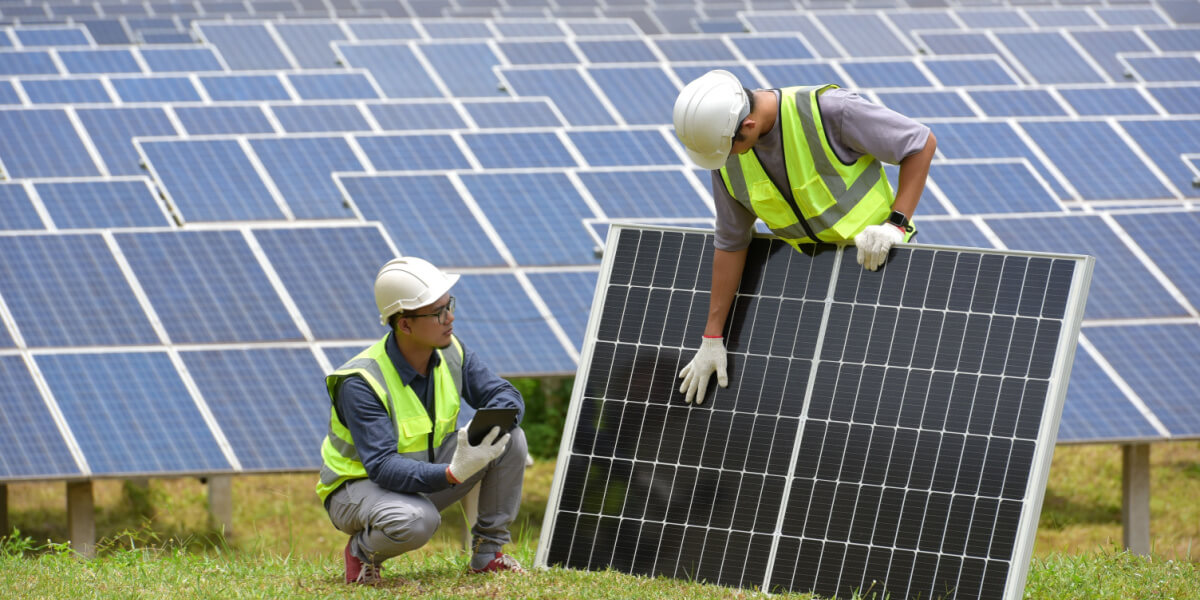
703, 247, 748, 336
890, 131, 937, 220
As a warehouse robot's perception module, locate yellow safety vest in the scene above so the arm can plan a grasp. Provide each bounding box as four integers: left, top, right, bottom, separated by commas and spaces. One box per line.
316, 334, 464, 501
719, 84, 914, 253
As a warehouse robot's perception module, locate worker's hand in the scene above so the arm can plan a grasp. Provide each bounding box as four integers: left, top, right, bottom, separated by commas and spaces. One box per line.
854, 224, 905, 271
678, 336, 728, 405
447, 425, 510, 484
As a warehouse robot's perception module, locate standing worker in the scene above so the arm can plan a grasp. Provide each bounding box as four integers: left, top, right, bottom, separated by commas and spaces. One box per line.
317, 257, 528, 584
673, 69, 937, 404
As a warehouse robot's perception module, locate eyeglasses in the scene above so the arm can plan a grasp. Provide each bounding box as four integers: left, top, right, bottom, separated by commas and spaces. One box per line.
405, 296, 456, 325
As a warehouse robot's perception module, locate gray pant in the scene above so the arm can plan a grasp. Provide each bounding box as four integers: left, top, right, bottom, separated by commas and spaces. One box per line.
325, 427, 527, 566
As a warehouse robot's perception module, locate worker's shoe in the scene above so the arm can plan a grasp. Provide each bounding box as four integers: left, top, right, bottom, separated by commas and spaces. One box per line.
345, 542, 382, 585
470, 552, 527, 574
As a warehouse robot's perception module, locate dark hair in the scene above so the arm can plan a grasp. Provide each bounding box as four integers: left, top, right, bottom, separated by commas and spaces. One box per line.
733, 87, 755, 144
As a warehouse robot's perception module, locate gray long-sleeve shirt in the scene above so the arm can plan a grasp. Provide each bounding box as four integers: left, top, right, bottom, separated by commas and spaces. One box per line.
333, 332, 524, 494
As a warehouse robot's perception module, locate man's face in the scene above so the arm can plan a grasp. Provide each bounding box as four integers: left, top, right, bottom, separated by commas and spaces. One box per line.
402, 293, 455, 349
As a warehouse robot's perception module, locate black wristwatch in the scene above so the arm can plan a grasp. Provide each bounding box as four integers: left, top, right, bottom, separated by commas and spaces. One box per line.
886, 210, 910, 230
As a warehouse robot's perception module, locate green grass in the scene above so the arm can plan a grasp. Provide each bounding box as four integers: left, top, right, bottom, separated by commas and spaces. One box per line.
2, 442, 1197, 599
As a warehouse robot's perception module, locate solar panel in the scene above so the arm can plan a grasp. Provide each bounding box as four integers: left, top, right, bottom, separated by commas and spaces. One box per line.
451, 272, 577, 375
199, 74, 292, 101
587, 66, 677, 125
908, 219, 994, 249
1144, 29, 1200, 52
110, 76, 202, 102
923, 58, 1017, 87
36, 351, 231, 475
566, 130, 678, 167
0, 108, 100, 178
932, 163, 1061, 214
0, 51, 58, 75
0, 80, 18, 104
248, 136, 363, 219
576, 170, 712, 219
138, 139, 284, 222
1019, 120, 1175, 200
173, 105, 275, 135
12, 26, 90, 47
1125, 55, 1200, 83
346, 22, 421, 40
729, 36, 814, 61
252, 225, 396, 340
1115, 211, 1200, 308
0, 233, 159, 347
757, 63, 847, 89
743, 14, 839, 57
1084, 324, 1200, 437
273, 22, 346, 69
1024, 8, 1097, 27
461, 99, 563, 128
180, 347, 327, 471
1147, 84, 1200, 114
1057, 348, 1161, 443
653, 38, 736, 62
874, 91, 976, 119
33, 179, 171, 228
885, 11, 960, 36
335, 43, 443, 98
76, 106, 177, 175
841, 60, 931, 89
419, 42, 503, 96
563, 20, 641, 37
197, 22, 293, 70
421, 20, 493, 39
497, 40, 580, 65
1094, 7, 1166, 26
20, 77, 112, 103
932, 122, 1069, 200
461, 131, 577, 168
537, 225, 1093, 600
492, 21, 565, 38
287, 72, 380, 100
139, 47, 224, 72
1068, 30, 1152, 80
115, 230, 303, 343
913, 32, 1001, 58
499, 67, 618, 126
269, 103, 371, 133
575, 39, 657, 63
0, 183, 44, 230
527, 270, 598, 351
354, 133, 471, 170
0, 355, 80, 478
817, 13, 911, 57
1057, 87, 1157, 116
367, 101, 466, 130
968, 90, 1068, 117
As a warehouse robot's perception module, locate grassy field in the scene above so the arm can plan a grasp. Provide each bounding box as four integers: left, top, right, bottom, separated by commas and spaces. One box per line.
2, 442, 1197, 598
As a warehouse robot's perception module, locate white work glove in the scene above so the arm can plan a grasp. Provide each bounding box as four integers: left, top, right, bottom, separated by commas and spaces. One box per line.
446, 425, 510, 484
854, 224, 905, 271
677, 336, 728, 405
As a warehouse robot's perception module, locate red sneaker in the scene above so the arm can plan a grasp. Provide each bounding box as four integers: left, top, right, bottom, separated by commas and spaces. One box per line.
344, 542, 381, 584
470, 552, 527, 574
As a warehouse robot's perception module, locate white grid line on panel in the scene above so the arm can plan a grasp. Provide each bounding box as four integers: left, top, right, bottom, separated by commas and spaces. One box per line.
241, 228, 316, 342
166, 348, 244, 471
238, 136, 297, 220
22, 352, 91, 475
102, 230, 173, 345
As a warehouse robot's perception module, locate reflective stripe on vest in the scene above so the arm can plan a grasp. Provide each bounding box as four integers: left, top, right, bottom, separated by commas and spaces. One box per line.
316, 335, 464, 501
720, 84, 896, 246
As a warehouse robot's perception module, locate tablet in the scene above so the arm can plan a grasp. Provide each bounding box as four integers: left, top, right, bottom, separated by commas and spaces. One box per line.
467, 408, 519, 446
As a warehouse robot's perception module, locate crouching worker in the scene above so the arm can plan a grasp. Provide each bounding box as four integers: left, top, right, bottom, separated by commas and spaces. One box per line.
316, 256, 527, 584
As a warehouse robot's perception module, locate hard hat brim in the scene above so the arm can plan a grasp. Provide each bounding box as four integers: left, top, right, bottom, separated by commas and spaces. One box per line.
687, 146, 731, 171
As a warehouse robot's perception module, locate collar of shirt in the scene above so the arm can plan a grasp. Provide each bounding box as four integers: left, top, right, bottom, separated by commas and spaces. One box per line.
384, 330, 442, 387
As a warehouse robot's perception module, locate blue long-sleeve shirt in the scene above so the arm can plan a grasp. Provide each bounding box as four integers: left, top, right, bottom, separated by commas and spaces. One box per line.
333, 333, 524, 494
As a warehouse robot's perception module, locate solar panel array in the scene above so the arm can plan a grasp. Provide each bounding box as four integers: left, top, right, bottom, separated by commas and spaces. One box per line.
0, 0, 1198, 482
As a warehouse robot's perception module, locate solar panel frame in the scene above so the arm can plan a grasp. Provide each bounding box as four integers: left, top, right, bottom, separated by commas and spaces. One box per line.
537, 224, 1095, 600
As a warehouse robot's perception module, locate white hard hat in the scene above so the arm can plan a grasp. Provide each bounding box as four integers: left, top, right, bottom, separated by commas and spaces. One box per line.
672, 69, 751, 170
374, 257, 460, 325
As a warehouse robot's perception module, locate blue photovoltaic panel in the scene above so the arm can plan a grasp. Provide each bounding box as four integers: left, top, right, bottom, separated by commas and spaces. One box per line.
347, 22, 421, 40
1116, 211, 1200, 308
841, 61, 931, 88
757, 63, 846, 89
0, 109, 100, 178
914, 32, 1001, 56
874, 91, 975, 119
908, 219, 993, 248
198, 22, 292, 70
337, 44, 442, 98
924, 58, 1017, 86
1126, 56, 1200, 83
933, 121, 1068, 199
1058, 348, 1160, 443
527, 270, 598, 351
96, 5, 147, 17
340, 174, 506, 268
355, 133, 471, 171
0, 356, 80, 478
174, 105, 275, 135
652, 7, 703, 35
1159, 1, 1200, 23
1095, 8, 1166, 26
578, 170, 712, 218
500, 68, 617, 126
817, 13, 911, 57
997, 32, 1106, 84
969, 90, 1067, 117
37, 352, 230, 475
461, 132, 577, 169
419, 42, 504, 97
0, 33, 9, 48
368, 102, 466, 130
462, 99, 562, 128
564, 21, 640, 37
1148, 85, 1200, 114
20, 78, 112, 103
672, 65, 758, 91
1025, 9, 1098, 27
57, 49, 141, 74
288, 72, 380, 100
931, 163, 1060, 214
567, 130, 679, 167
110, 76, 202, 102
140, 47, 224, 72
249, 136, 362, 219
493, 21, 564, 38
588, 66, 677, 125
575, 39, 658, 63
0, 234, 158, 347
200, 74, 291, 101
34, 180, 170, 228
1085, 324, 1200, 437
116, 230, 302, 343
13, 27, 90, 47
140, 32, 197, 45
1069, 30, 1152, 80
140, 139, 283, 221
1058, 88, 1156, 116
742, 14, 838, 57
182, 348, 327, 471
987, 215, 1186, 320
1144, 29, 1200, 52
0, 51, 59, 75
460, 172, 600, 266
0, 80, 18, 104
1119, 119, 1200, 197
422, 21, 493, 39
497, 40, 580, 65
886, 11, 960, 36
274, 22, 346, 69
954, 9, 1027, 28
452, 273, 576, 375
1021, 120, 1174, 200
729, 36, 814, 61
252, 226, 396, 340
270, 104, 371, 133
0, 183, 43, 230
76, 107, 176, 175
